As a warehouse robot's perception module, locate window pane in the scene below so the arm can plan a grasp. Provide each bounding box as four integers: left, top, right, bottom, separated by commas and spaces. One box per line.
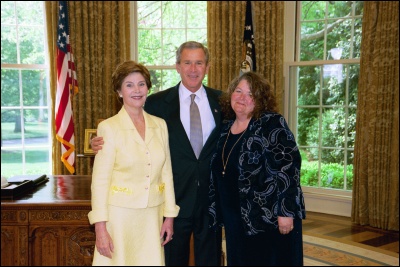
163, 29, 186, 65
300, 148, 319, 186
187, 29, 207, 44
1, 109, 22, 146
187, 2, 207, 27
346, 151, 354, 190
321, 149, 346, 189
298, 66, 320, 106
19, 26, 45, 64
327, 1, 352, 18
22, 70, 48, 106
354, 2, 364, 16
297, 107, 319, 147
1, 1, 16, 24
137, 1, 161, 28
300, 147, 320, 187
16, 1, 44, 25
348, 107, 356, 149
25, 147, 51, 174
1, 25, 17, 64
1, 148, 23, 178
348, 64, 359, 105
321, 107, 345, 147
148, 69, 162, 94
148, 69, 181, 93
23, 109, 49, 145
138, 29, 162, 65
163, 1, 186, 28
300, 1, 326, 20
326, 19, 352, 60
322, 64, 345, 105
160, 69, 181, 90
300, 21, 325, 61
1, 69, 20, 106
353, 18, 363, 58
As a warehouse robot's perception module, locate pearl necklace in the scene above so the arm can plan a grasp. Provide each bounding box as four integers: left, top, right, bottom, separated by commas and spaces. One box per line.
221, 128, 247, 176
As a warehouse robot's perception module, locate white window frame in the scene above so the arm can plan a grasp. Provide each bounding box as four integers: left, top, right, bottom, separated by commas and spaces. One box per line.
284, 1, 362, 217
1, 1, 52, 177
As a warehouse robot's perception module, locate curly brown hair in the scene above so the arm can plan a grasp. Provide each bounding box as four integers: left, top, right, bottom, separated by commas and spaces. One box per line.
111, 60, 152, 95
220, 72, 278, 120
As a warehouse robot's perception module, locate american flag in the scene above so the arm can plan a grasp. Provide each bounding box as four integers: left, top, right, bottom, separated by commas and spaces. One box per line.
240, 1, 256, 75
55, 1, 78, 174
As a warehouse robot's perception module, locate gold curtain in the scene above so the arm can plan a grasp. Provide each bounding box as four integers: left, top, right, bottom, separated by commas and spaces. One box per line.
46, 1, 130, 175
207, 1, 284, 111
352, 1, 399, 231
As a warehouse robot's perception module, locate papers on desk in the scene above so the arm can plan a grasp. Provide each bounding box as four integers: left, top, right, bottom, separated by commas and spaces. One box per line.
1, 174, 49, 198
1, 176, 9, 188
7, 174, 48, 185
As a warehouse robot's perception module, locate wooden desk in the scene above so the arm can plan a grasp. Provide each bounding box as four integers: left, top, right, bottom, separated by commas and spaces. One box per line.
1, 175, 94, 266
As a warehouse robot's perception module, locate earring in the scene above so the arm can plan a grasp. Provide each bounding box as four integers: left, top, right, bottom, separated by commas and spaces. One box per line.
119, 95, 122, 98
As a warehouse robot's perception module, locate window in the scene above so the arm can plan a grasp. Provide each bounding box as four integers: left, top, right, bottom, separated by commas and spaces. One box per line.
132, 1, 207, 93
1, 1, 51, 178
285, 1, 363, 191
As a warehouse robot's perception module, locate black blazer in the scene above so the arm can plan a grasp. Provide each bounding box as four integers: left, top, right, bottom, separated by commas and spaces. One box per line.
145, 83, 222, 218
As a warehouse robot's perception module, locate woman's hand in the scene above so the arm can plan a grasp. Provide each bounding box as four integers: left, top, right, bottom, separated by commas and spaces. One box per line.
278, 216, 294, 235
160, 217, 174, 246
95, 222, 114, 258
90, 135, 104, 154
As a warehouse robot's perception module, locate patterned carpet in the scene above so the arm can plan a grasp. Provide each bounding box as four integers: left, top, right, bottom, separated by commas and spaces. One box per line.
220, 232, 399, 266
303, 233, 399, 266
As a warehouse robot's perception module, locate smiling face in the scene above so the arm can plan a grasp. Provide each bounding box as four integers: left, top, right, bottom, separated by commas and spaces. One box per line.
119, 72, 149, 110
231, 79, 255, 119
175, 48, 210, 93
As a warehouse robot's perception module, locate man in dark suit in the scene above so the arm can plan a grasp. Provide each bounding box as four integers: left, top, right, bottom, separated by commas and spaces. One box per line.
91, 41, 222, 266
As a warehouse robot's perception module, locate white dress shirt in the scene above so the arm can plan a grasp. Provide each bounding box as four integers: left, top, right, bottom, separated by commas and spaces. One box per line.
179, 84, 216, 146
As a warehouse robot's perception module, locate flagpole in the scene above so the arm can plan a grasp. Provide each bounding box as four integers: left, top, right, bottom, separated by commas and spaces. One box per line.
240, 1, 256, 76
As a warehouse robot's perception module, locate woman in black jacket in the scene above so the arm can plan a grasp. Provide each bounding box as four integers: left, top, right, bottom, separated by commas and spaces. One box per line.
209, 71, 306, 266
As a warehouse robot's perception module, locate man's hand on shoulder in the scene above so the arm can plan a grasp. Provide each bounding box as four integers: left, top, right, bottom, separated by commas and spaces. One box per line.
91, 136, 104, 154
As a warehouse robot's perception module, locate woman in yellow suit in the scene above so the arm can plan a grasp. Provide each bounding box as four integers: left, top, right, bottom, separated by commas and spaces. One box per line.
88, 61, 180, 266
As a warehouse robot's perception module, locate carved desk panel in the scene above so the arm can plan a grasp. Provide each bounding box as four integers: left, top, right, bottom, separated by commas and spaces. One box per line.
1, 175, 95, 266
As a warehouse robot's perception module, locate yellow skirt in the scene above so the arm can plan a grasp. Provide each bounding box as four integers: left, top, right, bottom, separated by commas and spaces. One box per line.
92, 204, 165, 266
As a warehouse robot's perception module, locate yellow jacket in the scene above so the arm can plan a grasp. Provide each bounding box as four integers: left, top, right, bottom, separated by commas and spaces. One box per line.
88, 106, 180, 224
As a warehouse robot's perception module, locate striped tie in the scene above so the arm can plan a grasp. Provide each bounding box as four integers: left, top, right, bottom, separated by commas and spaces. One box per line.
190, 94, 203, 158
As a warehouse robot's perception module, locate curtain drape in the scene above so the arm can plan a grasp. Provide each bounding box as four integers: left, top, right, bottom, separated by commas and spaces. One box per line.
46, 1, 130, 175
352, 1, 399, 231
207, 1, 284, 112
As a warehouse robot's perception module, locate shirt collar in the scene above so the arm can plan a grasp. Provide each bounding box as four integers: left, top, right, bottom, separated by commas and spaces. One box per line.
179, 83, 206, 103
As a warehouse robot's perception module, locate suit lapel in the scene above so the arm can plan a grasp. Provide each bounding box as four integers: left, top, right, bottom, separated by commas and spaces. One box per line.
117, 107, 147, 146
200, 87, 222, 156
163, 85, 194, 155
144, 111, 155, 145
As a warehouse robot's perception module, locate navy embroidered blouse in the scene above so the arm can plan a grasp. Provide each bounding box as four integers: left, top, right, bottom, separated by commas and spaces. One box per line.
209, 112, 306, 235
